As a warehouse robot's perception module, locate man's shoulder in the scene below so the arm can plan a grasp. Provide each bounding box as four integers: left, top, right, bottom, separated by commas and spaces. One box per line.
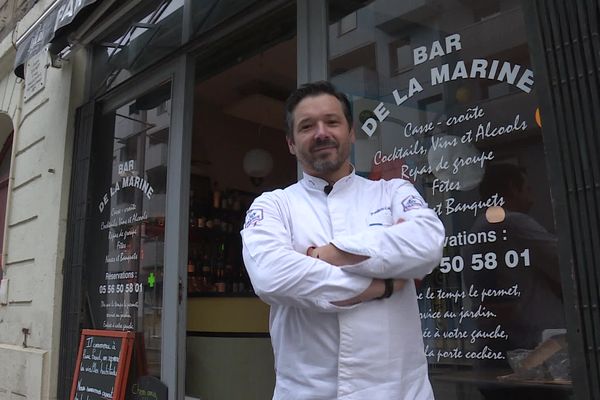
252, 188, 285, 204
252, 182, 302, 205
355, 175, 412, 190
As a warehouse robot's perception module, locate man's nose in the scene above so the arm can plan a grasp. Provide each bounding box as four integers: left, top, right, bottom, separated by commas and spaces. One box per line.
314, 121, 330, 139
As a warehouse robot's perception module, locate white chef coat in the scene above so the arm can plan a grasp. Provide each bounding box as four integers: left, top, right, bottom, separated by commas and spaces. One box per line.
241, 169, 444, 400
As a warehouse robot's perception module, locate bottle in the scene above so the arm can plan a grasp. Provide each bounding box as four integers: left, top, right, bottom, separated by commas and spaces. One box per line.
187, 257, 196, 294
200, 254, 213, 292
214, 263, 226, 293
197, 188, 210, 228
212, 182, 221, 209
232, 191, 241, 212
211, 241, 224, 293
221, 189, 229, 210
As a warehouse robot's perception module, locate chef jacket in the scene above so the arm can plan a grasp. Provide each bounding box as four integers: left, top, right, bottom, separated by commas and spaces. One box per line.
241, 169, 444, 399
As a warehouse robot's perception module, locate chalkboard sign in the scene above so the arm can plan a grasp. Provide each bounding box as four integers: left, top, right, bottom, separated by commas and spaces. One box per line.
70, 329, 135, 400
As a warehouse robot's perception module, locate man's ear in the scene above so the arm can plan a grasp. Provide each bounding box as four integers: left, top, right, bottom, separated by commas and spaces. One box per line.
286, 135, 296, 155
350, 127, 356, 144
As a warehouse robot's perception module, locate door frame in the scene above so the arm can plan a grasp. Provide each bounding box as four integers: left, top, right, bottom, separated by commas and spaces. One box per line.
95, 53, 194, 398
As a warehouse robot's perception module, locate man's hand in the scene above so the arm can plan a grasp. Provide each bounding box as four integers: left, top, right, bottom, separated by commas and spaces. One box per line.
308, 218, 406, 266
331, 278, 406, 306
306, 244, 406, 305
308, 218, 408, 306
307, 243, 368, 266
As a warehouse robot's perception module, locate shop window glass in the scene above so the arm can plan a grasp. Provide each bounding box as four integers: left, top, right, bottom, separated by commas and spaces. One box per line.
329, 1, 571, 399
86, 82, 171, 379
389, 37, 413, 74
91, 0, 183, 95
191, 0, 260, 39
473, 0, 502, 22
338, 12, 358, 36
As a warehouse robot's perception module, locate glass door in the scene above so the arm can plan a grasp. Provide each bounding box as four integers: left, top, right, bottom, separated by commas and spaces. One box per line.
85, 53, 192, 396
88, 78, 172, 376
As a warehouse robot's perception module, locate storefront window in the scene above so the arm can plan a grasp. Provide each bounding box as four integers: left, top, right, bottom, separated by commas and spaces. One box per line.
91, 0, 183, 95
87, 81, 172, 379
329, 1, 571, 398
191, 0, 260, 39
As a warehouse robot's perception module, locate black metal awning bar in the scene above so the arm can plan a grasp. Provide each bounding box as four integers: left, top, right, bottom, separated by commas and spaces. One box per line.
13, 0, 99, 79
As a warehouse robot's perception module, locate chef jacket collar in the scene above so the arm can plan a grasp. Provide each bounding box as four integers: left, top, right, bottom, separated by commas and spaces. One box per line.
301, 166, 356, 195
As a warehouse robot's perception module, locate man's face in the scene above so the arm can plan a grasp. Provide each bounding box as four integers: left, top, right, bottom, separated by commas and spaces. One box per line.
287, 94, 355, 181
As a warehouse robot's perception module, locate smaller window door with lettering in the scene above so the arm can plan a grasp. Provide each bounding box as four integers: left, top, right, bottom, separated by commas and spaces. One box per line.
86, 80, 172, 382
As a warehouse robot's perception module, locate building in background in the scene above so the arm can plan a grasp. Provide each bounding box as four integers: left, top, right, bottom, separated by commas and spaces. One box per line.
0, 1, 598, 399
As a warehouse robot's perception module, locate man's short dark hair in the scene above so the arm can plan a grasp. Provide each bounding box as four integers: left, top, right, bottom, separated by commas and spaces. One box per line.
284, 81, 353, 138
479, 163, 526, 200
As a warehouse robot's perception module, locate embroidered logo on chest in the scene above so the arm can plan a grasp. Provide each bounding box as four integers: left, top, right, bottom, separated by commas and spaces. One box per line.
367, 207, 393, 226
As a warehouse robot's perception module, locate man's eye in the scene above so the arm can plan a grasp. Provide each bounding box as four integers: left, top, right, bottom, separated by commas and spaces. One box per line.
299, 124, 312, 131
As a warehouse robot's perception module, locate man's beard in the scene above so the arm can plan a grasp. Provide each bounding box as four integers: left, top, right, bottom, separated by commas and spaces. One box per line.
311, 156, 345, 174
303, 138, 350, 175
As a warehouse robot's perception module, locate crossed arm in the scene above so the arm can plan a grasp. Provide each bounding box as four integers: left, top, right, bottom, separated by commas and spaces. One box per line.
241, 184, 444, 311
306, 234, 406, 306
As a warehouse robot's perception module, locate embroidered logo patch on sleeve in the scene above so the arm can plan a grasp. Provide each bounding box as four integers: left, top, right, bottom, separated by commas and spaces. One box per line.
244, 208, 264, 228
402, 195, 425, 212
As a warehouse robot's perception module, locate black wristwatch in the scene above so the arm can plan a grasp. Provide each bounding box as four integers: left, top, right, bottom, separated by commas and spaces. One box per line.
376, 279, 394, 300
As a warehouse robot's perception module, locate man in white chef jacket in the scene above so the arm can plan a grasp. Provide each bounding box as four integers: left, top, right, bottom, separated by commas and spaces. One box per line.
241, 81, 444, 400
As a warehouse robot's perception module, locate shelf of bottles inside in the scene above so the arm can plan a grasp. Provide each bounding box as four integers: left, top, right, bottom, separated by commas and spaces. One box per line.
187, 182, 254, 296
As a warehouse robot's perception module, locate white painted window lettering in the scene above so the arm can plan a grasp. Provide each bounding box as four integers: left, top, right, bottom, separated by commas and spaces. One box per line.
118, 160, 136, 175
413, 33, 462, 65
360, 33, 534, 136
361, 102, 390, 137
